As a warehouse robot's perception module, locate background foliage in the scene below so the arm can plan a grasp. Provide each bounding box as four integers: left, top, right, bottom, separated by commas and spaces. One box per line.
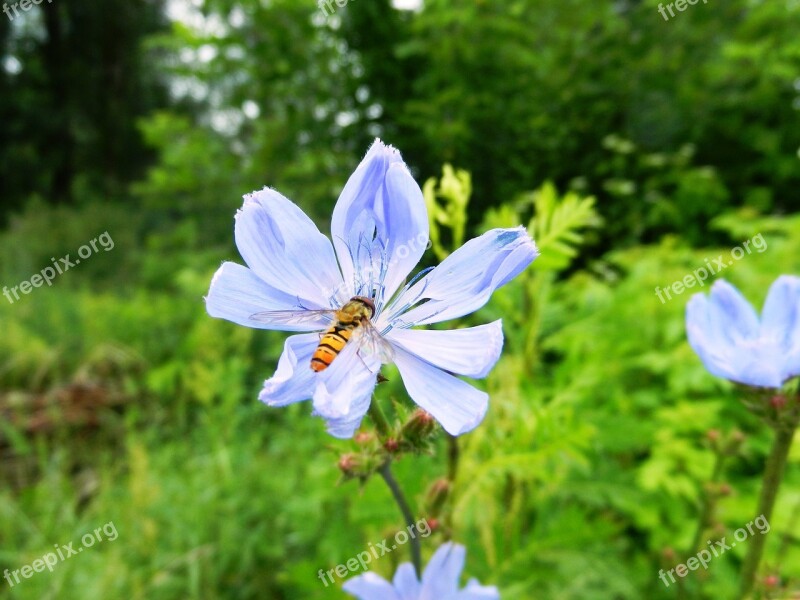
1, 0, 799, 598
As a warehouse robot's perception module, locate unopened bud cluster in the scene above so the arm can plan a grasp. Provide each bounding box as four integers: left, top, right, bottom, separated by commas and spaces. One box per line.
337, 409, 439, 481
739, 388, 800, 430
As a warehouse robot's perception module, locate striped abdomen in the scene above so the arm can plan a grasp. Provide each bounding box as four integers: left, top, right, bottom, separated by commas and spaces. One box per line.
310, 296, 375, 372
310, 323, 356, 372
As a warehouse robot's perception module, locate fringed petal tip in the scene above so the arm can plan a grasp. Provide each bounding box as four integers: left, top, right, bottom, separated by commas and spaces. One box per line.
388, 226, 538, 326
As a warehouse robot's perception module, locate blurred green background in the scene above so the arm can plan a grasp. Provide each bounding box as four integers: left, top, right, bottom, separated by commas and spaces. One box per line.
1, 0, 800, 598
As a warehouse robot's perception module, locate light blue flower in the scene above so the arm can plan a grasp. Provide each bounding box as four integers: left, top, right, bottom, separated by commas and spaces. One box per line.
686, 276, 800, 388
343, 542, 499, 600
206, 139, 538, 438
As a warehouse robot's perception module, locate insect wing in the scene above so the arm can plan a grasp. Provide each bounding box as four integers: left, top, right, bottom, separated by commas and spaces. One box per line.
248, 308, 336, 327
354, 321, 395, 364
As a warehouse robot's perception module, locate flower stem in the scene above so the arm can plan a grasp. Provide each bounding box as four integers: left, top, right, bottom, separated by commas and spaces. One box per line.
739, 414, 799, 599
689, 452, 726, 555
368, 397, 391, 439
378, 460, 422, 576
447, 434, 459, 482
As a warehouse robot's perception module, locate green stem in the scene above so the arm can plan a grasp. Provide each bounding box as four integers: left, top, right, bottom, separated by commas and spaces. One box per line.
689, 452, 726, 555
775, 497, 800, 566
447, 434, 459, 482
368, 397, 390, 439
738, 415, 799, 599
378, 461, 422, 576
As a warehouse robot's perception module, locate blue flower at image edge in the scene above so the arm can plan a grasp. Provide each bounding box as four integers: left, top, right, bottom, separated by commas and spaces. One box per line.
205, 139, 538, 438
686, 276, 800, 388
343, 542, 499, 600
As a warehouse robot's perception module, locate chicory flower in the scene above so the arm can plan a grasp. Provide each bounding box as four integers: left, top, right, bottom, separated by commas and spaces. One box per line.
206, 139, 537, 438
343, 542, 499, 600
686, 276, 800, 388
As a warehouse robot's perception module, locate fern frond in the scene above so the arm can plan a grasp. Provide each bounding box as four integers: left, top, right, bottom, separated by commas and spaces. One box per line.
529, 181, 602, 272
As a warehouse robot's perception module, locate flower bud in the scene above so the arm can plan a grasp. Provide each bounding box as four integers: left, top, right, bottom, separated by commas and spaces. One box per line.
730, 430, 746, 443
425, 478, 451, 515
354, 432, 374, 445
724, 430, 746, 455
338, 453, 361, 476
770, 395, 787, 410
401, 409, 437, 442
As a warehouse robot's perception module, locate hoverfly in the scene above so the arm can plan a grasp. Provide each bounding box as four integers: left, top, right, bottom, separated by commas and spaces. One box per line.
250, 296, 394, 372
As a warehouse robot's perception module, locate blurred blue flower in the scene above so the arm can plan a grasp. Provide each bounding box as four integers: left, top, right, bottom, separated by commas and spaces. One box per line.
343, 542, 499, 600
686, 276, 800, 388
206, 139, 538, 438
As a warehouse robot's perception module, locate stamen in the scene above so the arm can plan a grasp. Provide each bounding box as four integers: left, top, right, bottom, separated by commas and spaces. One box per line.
382, 266, 435, 324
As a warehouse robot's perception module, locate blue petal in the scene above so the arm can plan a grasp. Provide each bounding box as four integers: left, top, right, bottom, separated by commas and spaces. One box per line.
707, 279, 759, 341
686, 285, 784, 388
392, 563, 421, 599
331, 139, 429, 305
394, 345, 489, 436
235, 188, 343, 308
322, 394, 373, 439
387, 321, 504, 378
206, 262, 329, 331
258, 333, 318, 407
761, 276, 800, 344
384, 227, 537, 327
420, 542, 465, 598
312, 342, 380, 439
455, 580, 501, 599
760, 275, 800, 383
343, 573, 401, 600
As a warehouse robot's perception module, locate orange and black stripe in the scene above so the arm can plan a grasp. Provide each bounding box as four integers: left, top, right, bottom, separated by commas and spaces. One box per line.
310, 324, 355, 372
310, 296, 375, 372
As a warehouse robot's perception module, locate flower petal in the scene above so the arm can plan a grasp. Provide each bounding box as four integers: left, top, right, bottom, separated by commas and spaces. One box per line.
331, 139, 429, 305
686, 291, 784, 388
258, 333, 318, 407
384, 227, 537, 327
387, 321, 504, 378
393, 346, 489, 436
206, 262, 328, 331
392, 563, 422, 600
760, 275, 800, 382
705, 279, 760, 344
343, 573, 401, 600
456, 580, 501, 599
235, 188, 342, 308
312, 342, 380, 439
761, 275, 800, 348
322, 394, 373, 439
420, 542, 465, 599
